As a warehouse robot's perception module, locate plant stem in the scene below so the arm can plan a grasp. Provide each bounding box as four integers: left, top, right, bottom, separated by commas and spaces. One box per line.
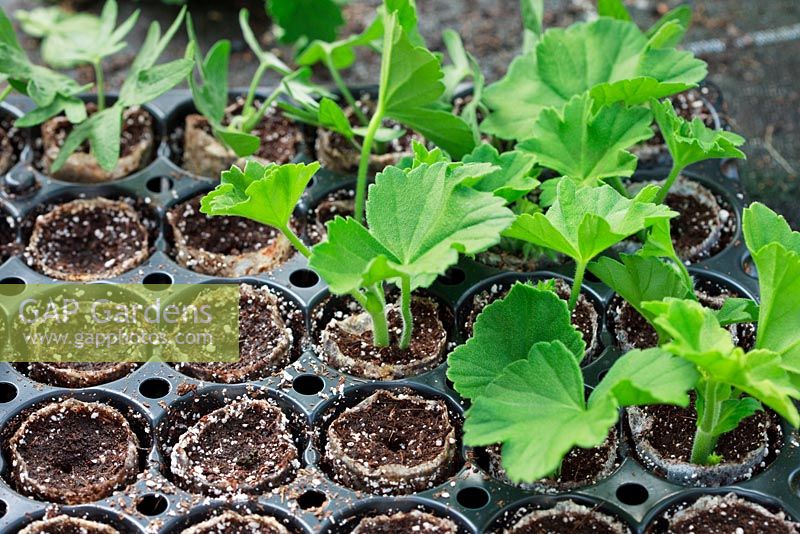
654, 164, 684, 204
243, 85, 281, 133
325, 57, 368, 126
605, 176, 630, 198
365, 286, 390, 347
279, 225, 311, 258
244, 61, 270, 119
0, 85, 12, 104
94, 60, 105, 111
354, 105, 384, 223
398, 275, 412, 350
690, 380, 722, 465
568, 261, 586, 311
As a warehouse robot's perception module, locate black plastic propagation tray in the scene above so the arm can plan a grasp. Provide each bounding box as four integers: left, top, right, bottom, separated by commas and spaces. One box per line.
0, 86, 794, 534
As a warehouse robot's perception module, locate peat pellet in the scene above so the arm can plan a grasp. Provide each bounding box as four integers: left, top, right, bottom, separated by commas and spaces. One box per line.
9, 398, 139, 504
315, 94, 424, 174
180, 511, 290, 534
19, 515, 119, 534
320, 297, 447, 379
40, 106, 154, 183
26, 198, 149, 281
183, 100, 301, 177
325, 389, 457, 494
626, 404, 779, 486
465, 279, 600, 359
351, 510, 458, 533
486, 428, 618, 492
630, 177, 729, 262
170, 398, 299, 496
175, 284, 294, 383
167, 195, 294, 277
26, 362, 137, 388
505, 501, 629, 533
665, 493, 799, 534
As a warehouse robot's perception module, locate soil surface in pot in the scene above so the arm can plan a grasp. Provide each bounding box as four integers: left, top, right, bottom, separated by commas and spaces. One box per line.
610, 280, 756, 351
308, 187, 355, 245
25, 197, 150, 281
320, 296, 448, 379
175, 98, 302, 177
324, 388, 458, 494
180, 511, 291, 534
19, 515, 119, 534
175, 284, 303, 382
167, 194, 296, 277
7, 398, 139, 504
485, 428, 617, 492
627, 401, 781, 485
38, 105, 155, 182
170, 398, 299, 496
625, 178, 735, 263
351, 510, 458, 533
22, 362, 138, 388
464, 278, 601, 360
314, 93, 425, 174
664, 182, 735, 263
662, 493, 799, 533
502, 501, 629, 533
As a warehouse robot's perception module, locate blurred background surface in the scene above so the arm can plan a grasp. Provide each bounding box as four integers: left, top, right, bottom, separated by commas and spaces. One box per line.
0, 0, 797, 226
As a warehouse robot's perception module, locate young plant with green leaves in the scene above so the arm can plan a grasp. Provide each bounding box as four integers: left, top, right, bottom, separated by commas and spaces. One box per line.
187, 9, 328, 158
644, 297, 800, 465
589, 219, 758, 339
47, 7, 192, 174
294, 0, 474, 223
16, 0, 139, 112
503, 178, 676, 311
201, 158, 513, 349
0, 9, 89, 122
650, 97, 746, 204
625, 201, 800, 466
482, 7, 707, 141
448, 283, 698, 482
15, 5, 102, 69
0, 4, 192, 174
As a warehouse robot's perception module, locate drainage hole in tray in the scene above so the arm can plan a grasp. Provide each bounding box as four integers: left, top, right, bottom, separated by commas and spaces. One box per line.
137, 493, 169, 515
289, 269, 319, 288
139, 378, 171, 399
146, 177, 174, 194
143, 272, 173, 286
457, 487, 490, 509
437, 267, 466, 286
293, 374, 324, 395
297, 489, 327, 510
0, 499, 5, 518
0, 383, 17, 403
0, 277, 25, 296
616, 483, 649, 505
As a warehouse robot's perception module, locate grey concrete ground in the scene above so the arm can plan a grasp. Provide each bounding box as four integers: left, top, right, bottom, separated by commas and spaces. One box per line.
0, 0, 798, 226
